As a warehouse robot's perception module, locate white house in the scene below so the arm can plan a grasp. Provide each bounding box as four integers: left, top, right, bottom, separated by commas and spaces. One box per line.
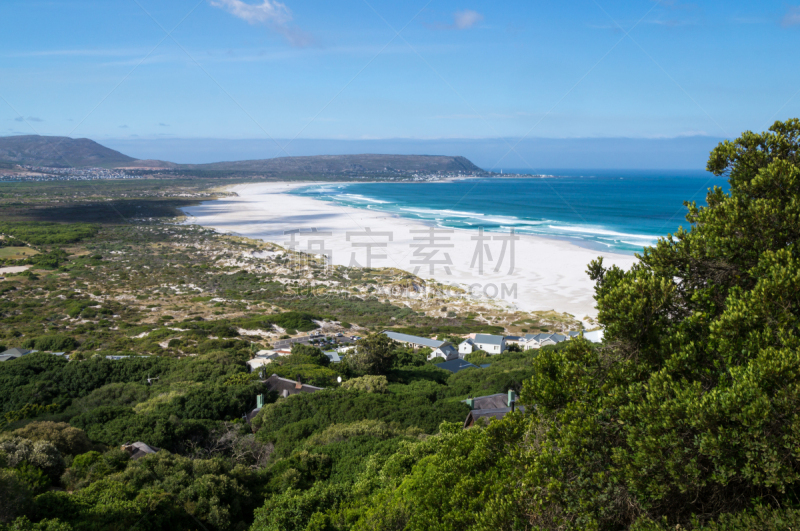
522, 333, 568, 350
247, 356, 276, 372
583, 330, 604, 343
458, 338, 476, 356
429, 344, 459, 362
473, 334, 506, 354
383, 331, 450, 350
504, 336, 524, 347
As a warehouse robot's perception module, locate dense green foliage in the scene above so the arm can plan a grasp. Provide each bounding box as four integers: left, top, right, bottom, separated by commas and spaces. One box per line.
347, 334, 397, 375
0, 223, 98, 246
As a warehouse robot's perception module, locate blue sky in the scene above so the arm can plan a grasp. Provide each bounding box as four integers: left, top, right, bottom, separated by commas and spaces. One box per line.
1, 0, 799, 166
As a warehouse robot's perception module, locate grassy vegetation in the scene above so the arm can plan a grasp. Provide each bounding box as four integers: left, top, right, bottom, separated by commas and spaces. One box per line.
0, 247, 38, 260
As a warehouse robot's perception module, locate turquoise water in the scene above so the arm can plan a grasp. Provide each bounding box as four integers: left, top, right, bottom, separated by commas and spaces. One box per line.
291, 170, 729, 254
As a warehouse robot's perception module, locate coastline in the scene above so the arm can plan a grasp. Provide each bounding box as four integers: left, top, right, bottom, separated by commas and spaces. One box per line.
182, 182, 639, 318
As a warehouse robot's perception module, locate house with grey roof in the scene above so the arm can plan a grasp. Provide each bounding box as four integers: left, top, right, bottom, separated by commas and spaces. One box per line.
0, 348, 36, 362
383, 331, 448, 350
504, 336, 524, 346
247, 356, 278, 373
245, 374, 326, 422
121, 442, 160, 460
324, 351, 342, 363
458, 338, 476, 356
262, 373, 325, 398
521, 333, 568, 350
435, 358, 480, 374
462, 390, 524, 428
472, 334, 506, 354
429, 343, 459, 361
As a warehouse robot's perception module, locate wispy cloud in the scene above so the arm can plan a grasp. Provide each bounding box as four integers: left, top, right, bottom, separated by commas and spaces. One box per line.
782, 6, 800, 27
159, 123, 170, 127
210, 0, 291, 25
12, 116, 43, 122
210, 0, 313, 47
676, 130, 708, 137
453, 9, 484, 29
119, 125, 129, 129
428, 9, 484, 31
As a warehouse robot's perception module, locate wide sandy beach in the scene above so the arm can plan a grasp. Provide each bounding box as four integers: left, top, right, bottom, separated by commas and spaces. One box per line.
182, 182, 638, 318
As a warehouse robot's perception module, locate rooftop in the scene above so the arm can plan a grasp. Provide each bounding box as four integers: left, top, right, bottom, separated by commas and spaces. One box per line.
383, 331, 447, 349
473, 334, 504, 346
435, 359, 480, 374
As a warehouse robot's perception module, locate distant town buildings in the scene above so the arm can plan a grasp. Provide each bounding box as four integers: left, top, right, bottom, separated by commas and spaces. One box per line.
0, 165, 139, 182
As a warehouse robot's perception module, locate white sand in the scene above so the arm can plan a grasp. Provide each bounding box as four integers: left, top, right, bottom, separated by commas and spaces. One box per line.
0, 265, 31, 275
182, 182, 638, 318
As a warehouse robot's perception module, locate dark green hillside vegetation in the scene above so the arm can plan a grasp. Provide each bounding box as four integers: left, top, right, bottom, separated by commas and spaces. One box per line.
0, 135, 136, 168
0, 222, 98, 245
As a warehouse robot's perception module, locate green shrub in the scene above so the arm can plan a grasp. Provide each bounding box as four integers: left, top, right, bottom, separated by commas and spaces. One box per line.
0, 222, 98, 245
341, 375, 388, 394
11, 422, 93, 456
22, 335, 79, 352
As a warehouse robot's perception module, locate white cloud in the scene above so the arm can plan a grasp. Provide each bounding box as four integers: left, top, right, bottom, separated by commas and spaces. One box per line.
210, 0, 312, 46
782, 6, 800, 27
453, 9, 483, 30
210, 0, 291, 25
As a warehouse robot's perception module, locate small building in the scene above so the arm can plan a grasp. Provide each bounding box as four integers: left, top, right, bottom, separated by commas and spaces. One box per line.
458, 338, 476, 356
247, 356, 277, 373
583, 330, 604, 343
462, 390, 524, 428
262, 373, 325, 398
383, 331, 450, 350
121, 442, 160, 460
435, 358, 480, 374
324, 351, 342, 363
522, 333, 568, 350
472, 334, 506, 354
429, 344, 459, 362
0, 348, 36, 362
504, 336, 524, 346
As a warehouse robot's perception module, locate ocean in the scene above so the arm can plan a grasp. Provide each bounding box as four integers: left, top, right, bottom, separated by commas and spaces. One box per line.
291, 170, 729, 255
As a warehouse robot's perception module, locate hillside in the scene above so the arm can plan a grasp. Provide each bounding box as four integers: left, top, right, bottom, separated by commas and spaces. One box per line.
0, 135, 137, 168
0, 135, 484, 175
183, 153, 482, 174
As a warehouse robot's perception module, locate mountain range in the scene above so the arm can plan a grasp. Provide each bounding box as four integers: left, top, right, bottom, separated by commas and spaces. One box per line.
0, 135, 482, 175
